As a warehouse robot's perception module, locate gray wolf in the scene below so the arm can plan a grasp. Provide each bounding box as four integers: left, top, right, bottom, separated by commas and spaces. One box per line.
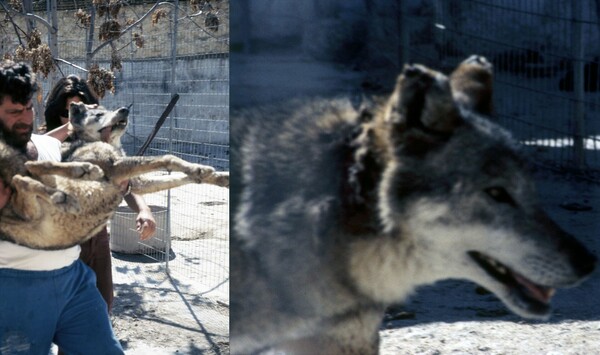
0, 102, 228, 250
231, 55, 597, 354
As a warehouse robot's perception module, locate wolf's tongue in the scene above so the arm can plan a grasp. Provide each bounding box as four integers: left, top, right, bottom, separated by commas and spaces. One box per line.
100, 126, 112, 143
513, 273, 556, 303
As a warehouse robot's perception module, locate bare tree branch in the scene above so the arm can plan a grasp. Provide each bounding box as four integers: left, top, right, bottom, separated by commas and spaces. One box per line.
177, 9, 220, 39
91, 0, 222, 56
90, 1, 173, 57
0, 1, 26, 46
85, 4, 96, 69
0, 1, 57, 34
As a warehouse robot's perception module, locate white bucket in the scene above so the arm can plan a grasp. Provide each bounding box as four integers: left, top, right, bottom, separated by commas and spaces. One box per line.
109, 205, 170, 254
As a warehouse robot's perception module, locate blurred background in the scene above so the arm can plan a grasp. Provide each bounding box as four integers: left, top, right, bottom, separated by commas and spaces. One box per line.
231, 0, 600, 178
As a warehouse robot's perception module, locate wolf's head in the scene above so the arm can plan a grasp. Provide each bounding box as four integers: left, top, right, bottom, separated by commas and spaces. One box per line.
355, 56, 596, 320
68, 102, 128, 148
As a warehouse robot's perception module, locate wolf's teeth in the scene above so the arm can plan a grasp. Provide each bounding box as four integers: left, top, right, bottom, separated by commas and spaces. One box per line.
482, 254, 507, 274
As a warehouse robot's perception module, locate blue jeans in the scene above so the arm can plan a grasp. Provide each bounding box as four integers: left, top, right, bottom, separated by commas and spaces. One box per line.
0, 260, 123, 355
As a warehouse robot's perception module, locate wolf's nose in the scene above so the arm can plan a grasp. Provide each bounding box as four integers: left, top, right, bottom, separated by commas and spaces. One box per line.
575, 249, 597, 277
70, 102, 82, 114
562, 236, 597, 278
117, 107, 129, 115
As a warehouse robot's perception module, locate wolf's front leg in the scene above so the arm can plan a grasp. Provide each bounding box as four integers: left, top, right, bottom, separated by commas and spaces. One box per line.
130, 175, 197, 195
129, 171, 228, 194
25, 161, 105, 180
11, 175, 80, 220
112, 155, 229, 188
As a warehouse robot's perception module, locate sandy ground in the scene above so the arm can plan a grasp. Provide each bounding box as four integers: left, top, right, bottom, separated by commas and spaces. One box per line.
380, 171, 600, 354
109, 183, 229, 355
110, 247, 229, 355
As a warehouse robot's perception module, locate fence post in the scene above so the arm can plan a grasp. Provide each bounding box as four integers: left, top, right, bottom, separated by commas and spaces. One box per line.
45, 0, 59, 130
399, 0, 409, 66
239, 0, 252, 53
572, 0, 585, 169
165, 0, 180, 271
46, 0, 59, 99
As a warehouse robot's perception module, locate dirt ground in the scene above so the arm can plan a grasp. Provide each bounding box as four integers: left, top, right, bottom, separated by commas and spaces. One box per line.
110, 248, 229, 355
107, 182, 230, 355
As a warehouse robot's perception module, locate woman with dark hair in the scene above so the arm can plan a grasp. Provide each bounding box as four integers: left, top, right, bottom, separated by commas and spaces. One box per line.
44, 75, 156, 318
44, 74, 100, 134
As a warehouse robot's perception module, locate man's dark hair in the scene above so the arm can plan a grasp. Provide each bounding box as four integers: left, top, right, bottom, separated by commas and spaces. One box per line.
0, 61, 38, 106
44, 74, 99, 131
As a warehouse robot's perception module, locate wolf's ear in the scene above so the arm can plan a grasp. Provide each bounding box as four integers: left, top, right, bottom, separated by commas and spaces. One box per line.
384, 64, 461, 140
450, 55, 493, 116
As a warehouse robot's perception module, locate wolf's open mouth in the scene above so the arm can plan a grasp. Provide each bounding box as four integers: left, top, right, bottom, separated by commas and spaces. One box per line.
468, 251, 556, 314
99, 120, 127, 133
99, 121, 127, 142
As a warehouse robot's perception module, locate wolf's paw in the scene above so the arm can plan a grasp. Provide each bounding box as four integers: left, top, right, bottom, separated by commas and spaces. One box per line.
186, 164, 217, 183
401, 64, 436, 85
11, 174, 29, 190
461, 55, 492, 71
51, 191, 81, 214
74, 163, 104, 180
206, 172, 229, 188
393, 63, 458, 134
451, 55, 494, 116
398, 64, 439, 106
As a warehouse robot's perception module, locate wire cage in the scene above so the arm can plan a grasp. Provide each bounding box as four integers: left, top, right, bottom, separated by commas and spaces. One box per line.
399, 0, 600, 179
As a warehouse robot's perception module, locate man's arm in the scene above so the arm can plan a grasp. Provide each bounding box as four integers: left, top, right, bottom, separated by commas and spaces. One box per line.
123, 192, 156, 240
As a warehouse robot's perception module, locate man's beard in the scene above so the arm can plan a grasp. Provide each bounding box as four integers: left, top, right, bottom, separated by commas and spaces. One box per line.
0, 121, 33, 150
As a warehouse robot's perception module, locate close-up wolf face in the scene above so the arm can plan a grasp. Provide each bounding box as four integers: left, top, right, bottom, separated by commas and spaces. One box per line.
371, 57, 596, 320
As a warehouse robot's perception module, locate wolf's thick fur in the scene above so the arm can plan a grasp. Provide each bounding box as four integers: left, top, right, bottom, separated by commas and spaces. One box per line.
0, 103, 228, 250
231, 56, 596, 354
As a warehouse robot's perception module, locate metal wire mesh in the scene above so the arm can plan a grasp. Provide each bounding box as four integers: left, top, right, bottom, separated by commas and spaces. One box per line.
400, 0, 600, 179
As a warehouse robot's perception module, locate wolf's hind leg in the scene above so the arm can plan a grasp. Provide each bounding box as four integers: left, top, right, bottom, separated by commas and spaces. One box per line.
25, 161, 105, 180
11, 175, 81, 220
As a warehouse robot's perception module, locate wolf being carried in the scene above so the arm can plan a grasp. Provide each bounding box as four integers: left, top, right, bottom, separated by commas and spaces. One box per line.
231, 56, 596, 354
0, 102, 229, 250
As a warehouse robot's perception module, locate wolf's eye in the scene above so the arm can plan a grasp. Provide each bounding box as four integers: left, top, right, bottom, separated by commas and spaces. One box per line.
485, 187, 516, 206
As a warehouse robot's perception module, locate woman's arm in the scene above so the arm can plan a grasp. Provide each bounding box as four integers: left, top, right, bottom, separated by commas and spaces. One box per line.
45, 123, 70, 142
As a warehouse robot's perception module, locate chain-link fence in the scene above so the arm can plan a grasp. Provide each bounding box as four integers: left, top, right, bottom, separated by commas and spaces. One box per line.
399, 0, 600, 179
1, 0, 229, 300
